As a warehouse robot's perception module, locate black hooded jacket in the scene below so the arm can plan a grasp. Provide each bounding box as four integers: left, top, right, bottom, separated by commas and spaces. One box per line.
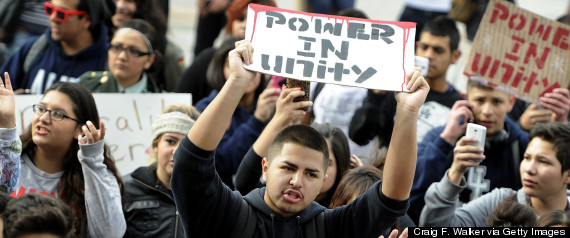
171, 137, 409, 238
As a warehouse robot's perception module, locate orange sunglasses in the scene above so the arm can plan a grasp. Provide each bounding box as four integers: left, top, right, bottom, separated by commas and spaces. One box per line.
44, 1, 87, 23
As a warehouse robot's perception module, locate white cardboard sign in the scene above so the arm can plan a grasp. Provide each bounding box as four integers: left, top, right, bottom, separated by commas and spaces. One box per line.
244, 4, 417, 91
14, 93, 192, 176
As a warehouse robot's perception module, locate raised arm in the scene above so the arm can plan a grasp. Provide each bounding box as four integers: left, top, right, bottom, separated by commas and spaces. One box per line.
77, 121, 126, 238
172, 40, 262, 237
0, 72, 20, 194
0, 72, 16, 129
252, 87, 312, 157
540, 88, 570, 125
382, 68, 429, 200
234, 87, 312, 194
187, 41, 257, 149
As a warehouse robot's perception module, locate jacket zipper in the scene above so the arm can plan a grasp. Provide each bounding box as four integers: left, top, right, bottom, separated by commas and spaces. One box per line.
175, 210, 179, 238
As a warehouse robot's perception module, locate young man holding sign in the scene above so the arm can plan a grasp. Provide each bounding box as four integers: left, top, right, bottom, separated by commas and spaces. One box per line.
170, 40, 429, 237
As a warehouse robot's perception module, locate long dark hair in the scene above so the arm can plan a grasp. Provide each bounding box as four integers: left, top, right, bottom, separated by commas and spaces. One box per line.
132, 0, 168, 52
206, 36, 266, 98
311, 122, 351, 206
328, 165, 382, 208
20, 82, 124, 236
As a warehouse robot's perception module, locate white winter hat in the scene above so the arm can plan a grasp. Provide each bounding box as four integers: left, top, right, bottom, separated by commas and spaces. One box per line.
151, 112, 194, 141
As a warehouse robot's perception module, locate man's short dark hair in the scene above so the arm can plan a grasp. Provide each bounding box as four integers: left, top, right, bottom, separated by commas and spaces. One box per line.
3, 193, 74, 238
267, 125, 330, 171
77, 0, 114, 30
529, 122, 570, 173
421, 16, 460, 51
337, 8, 368, 19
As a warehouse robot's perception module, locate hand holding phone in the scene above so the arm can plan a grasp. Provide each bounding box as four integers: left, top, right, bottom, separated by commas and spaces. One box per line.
414, 56, 429, 77
465, 123, 486, 150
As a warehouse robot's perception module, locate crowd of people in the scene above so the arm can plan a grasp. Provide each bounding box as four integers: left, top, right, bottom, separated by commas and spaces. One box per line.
1, 0, 570, 237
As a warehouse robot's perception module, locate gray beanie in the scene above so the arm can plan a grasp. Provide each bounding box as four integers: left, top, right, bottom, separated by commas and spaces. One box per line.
151, 112, 195, 141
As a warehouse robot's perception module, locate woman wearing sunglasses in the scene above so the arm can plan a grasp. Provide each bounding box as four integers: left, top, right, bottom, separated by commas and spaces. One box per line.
0, 73, 126, 237
79, 19, 159, 93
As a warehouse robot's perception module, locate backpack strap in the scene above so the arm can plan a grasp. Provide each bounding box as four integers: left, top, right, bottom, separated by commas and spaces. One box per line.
304, 211, 326, 238
230, 199, 257, 238
312, 82, 325, 102
23, 34, 49, 74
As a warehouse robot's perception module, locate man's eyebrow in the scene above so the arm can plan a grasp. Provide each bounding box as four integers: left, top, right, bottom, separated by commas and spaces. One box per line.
492, 96, 505, 101
420, 43, 445, 51
283, 161, 298, 169
282, 161, 321, 173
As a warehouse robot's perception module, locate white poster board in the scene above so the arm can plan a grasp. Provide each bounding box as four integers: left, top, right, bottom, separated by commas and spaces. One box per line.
244, 4, 416, 92
14, 93, 192, 176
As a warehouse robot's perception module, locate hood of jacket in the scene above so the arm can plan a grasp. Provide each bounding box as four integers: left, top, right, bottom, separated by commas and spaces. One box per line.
46, 23, 109, 59
505, 116, 528, 143
244, 187, 326, 225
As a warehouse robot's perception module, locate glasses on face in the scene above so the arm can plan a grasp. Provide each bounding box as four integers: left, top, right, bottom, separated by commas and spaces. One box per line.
109, 44, 152, 58
33, 104, 80, 123
44, 1, 88, 23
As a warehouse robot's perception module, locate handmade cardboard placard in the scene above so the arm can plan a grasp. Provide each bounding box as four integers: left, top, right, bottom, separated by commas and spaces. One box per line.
243, 4, 416, 92
14, 93, 192, 176
465, 0, 570, 103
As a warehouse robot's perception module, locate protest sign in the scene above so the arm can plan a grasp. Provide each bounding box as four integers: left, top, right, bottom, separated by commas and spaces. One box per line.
15, 93, 192, 176
243, 4, 416, 92
465, 0, 570, 103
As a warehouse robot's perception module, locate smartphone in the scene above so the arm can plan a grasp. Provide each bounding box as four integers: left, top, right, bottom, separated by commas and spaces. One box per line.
414, 56, 429, 77
286, 78, 310, 111
465, 123, 486, 149
270, 76, 287, 96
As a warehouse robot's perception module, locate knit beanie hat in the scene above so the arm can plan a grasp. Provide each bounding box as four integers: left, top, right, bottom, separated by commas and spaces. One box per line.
151, 112, 195, 141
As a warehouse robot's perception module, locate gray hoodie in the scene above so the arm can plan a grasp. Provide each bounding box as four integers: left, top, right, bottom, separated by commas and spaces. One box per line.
420, 169, 570, 227
0, 127, 126, 237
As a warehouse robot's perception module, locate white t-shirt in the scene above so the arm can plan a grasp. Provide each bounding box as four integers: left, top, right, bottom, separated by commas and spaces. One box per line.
311, 83, 379, 162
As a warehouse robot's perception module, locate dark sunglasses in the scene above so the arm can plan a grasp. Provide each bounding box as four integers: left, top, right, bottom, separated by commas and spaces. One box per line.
44, 1, 88, 23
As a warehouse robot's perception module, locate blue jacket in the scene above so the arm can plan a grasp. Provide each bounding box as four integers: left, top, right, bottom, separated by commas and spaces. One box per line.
171, 137, 408, 238
195, 90, 266, 189
0, 24, 108, 93
410, 117, 529, 218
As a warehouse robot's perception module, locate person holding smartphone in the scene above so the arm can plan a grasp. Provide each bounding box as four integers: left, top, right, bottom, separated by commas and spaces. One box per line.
410, 79, 531, 224
420, 122, 570, 227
